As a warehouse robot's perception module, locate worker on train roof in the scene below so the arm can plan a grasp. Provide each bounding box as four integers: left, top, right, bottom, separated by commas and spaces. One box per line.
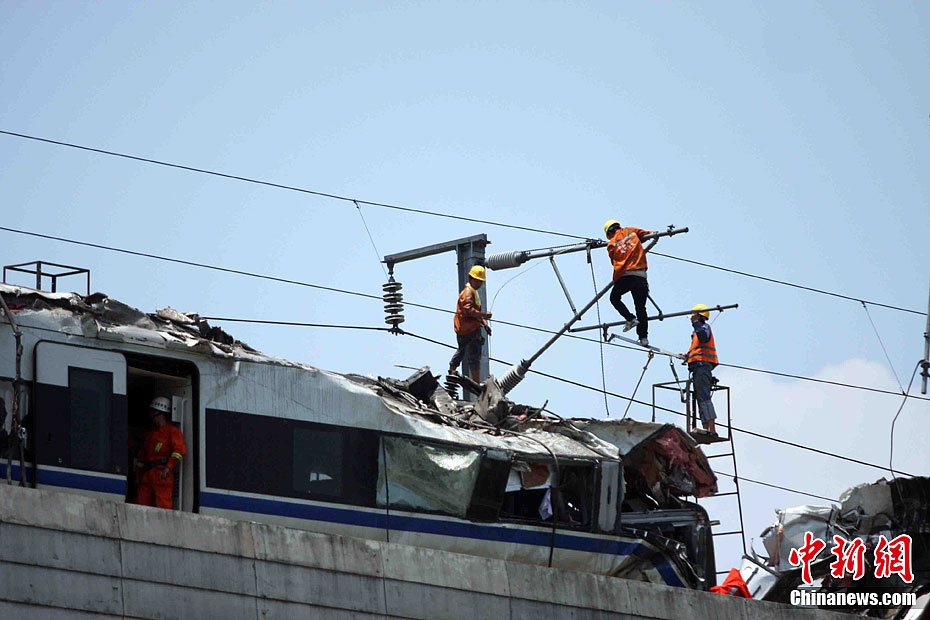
449, 264, 492, 385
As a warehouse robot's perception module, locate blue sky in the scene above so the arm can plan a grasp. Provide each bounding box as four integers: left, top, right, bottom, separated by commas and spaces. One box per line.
2, 2, 928, 574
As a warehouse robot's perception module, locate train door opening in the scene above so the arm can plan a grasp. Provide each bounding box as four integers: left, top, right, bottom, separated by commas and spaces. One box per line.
125, 355, 197, 512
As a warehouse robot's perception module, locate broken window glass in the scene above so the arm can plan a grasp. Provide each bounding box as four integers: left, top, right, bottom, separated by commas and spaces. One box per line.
377, 436, 482, 517
501, 461, 552, 522
500, 460, 596, 528
467, 449, 512, 521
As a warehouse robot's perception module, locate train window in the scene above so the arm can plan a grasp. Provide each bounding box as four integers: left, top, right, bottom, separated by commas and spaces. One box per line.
206, 408, 378, 507
292, 427, 342, 497
556, 465, 594, 528
500, 462, 552, 522
69, 368, 113, 472
500, 461, 595, 528
466, 449, 512, 521
377, 436, 482, 517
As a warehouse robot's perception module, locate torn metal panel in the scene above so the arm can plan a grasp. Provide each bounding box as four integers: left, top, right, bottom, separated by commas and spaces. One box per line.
573, 419, 717, 499
738, 556, 778, 599
761, 504, 841, 572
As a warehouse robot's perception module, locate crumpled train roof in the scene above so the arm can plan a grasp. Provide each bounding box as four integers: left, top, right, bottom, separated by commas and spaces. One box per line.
1, 282, 712, 470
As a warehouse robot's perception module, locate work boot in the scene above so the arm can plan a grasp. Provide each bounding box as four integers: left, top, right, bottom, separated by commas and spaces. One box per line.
638, 336, 649, 347
623, 319, 638, 332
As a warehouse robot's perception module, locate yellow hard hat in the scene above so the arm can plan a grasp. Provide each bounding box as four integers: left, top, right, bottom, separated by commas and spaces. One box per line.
692, 304, 710, 319
604, 219, 620, 235
468, 265, 486, 281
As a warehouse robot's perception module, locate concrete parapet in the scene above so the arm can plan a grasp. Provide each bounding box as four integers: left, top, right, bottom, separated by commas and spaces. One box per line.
0, 485, 852, 619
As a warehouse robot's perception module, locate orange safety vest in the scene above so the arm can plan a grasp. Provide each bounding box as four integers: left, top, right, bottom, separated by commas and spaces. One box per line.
453, 283, 484, 335
686, 328, 718, 367
607, 226, 652, 281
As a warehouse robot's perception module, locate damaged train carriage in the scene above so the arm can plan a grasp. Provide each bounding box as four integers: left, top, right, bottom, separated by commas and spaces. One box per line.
0, 283, 718, 589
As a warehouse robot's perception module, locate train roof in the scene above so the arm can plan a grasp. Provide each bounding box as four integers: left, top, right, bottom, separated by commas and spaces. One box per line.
1, 282, 716, 497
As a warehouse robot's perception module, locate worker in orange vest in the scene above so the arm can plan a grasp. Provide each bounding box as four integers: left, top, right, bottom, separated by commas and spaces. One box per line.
449, 265, 492, 384
685, 305, 719, 435
604, 219, 653, 346
134, 396, 186, 509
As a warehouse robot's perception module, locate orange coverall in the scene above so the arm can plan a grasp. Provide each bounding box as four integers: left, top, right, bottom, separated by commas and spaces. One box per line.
135, 423, 186, 509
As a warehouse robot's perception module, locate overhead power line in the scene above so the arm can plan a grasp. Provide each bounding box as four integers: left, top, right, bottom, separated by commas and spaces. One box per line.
713, 470, 838, 504
1, 129, 925, 316
649, 251, 924, 316
4, 224, 929, 407
0, 130, 579, 240
182, 318, 851, 504
390, 330, 918, 478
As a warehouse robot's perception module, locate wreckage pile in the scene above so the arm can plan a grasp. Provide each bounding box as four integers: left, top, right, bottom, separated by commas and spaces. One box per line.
368, 365, 718, 508
740, 476, 930, 615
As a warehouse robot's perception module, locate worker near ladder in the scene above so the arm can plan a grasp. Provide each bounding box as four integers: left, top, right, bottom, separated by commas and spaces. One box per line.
449, 265, 492, 383
134, 396, 186, 509
685, 305, 718, 435
605, 219, 653, 346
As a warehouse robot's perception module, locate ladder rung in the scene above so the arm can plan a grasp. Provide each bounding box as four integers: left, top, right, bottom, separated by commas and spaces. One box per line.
708, 492, 739, 497
706, 453, 734, 459
713, 531, 743, 537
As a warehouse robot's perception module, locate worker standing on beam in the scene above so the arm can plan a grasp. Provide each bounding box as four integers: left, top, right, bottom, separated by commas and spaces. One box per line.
685, 304, 719, 436
605, 219, 653, 346
449, 265, 492, 384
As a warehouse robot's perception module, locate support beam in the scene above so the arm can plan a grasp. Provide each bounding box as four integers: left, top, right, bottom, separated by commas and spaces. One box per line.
571, 304, 739, 333
383, 234, 490, 400
486, 226, 688, 271
384, 234, 489, 271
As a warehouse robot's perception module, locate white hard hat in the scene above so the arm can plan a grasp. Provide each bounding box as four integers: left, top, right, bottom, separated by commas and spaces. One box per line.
149, 396, 171, 414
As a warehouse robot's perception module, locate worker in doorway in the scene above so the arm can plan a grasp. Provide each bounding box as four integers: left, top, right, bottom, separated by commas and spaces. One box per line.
134, 396, 186, 509
605, 219, 653, 346
685, 305, 718, 435
449, 265, 492, 384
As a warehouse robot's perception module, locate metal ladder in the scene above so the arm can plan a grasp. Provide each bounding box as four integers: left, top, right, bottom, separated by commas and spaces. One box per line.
652, 372, 747, 578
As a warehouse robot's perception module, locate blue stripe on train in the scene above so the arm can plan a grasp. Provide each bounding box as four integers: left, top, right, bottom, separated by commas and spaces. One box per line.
200, 490, 685, 587
0, 467, 683, 588
0, 463, 125, 495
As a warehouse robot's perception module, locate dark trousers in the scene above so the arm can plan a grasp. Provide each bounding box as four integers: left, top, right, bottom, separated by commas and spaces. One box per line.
690, 362, 717, 423
609, 275, 648, 339
450, 330, 483, 374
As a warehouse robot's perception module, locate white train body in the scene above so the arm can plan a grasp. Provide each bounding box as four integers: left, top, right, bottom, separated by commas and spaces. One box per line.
0, 283, 714, 589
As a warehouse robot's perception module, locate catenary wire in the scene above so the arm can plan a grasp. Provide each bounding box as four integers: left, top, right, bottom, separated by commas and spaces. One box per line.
0, 130, 581, 240
648, 250, 924, 316
354, 200, 389, 279
0, 224, 924, 476
889, 362, 921, 480
192, 314, 919, 477
392, 329, 917, 477
1, 129, 925, 316
713, 470, 838, 504
861, 301, 905, 393
190, 318, 850, 504
3, 224, 929, 407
